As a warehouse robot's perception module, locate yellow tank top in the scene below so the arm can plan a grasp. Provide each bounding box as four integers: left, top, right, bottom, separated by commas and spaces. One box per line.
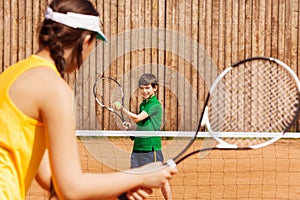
0, 55, 60, 199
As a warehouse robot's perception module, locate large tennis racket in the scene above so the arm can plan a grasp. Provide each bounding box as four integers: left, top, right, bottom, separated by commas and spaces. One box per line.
166, 56, 300, 166
93, 76, 131, 129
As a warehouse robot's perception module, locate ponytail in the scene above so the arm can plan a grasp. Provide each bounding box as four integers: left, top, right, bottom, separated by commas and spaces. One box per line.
39, 22, 66, 76
37, 0, 99, 76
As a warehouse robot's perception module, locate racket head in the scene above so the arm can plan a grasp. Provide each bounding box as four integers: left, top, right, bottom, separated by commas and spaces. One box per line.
205, 56, 300, 149
93, 76, 126, 122
93, 76, 124, 110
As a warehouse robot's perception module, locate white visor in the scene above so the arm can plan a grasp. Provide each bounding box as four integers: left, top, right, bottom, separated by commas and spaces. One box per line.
45, 6, 107, 42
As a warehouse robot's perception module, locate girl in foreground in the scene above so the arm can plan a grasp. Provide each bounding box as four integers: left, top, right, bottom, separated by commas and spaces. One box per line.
0, 0, 177, 199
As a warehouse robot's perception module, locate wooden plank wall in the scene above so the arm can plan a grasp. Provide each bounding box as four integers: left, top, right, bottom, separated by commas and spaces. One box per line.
1, 0, 300, 131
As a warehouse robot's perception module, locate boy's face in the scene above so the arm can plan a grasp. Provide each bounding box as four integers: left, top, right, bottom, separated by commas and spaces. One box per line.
139, 84, 157, 100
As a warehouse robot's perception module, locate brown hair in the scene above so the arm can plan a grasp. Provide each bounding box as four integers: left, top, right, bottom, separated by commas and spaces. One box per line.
38, 0, 99, 76
138, 73, 158, 88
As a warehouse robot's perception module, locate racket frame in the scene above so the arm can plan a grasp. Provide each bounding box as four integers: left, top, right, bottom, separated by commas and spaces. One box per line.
93, 76, 126, 123
168, 56, 300, 165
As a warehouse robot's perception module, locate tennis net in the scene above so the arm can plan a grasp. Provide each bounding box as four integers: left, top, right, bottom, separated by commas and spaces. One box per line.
26, 130, 300, 200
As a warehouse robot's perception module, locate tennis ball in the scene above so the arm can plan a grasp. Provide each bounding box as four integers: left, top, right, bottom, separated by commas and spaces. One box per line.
114, 101, 122, 109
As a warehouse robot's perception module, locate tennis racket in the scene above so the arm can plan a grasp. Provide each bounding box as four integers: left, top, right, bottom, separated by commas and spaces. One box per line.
93, 76, 131, 129
166, 56, 300, 166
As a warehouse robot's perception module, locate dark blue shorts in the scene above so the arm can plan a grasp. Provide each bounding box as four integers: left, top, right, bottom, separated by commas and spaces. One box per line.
130, 150, 164, 169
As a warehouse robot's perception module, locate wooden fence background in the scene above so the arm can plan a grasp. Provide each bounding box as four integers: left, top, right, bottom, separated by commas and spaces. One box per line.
1, 0, 300, 131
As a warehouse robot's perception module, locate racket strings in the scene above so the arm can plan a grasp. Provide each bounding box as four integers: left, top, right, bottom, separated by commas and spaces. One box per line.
94, 78, 123, 109
208, 59, 299, 147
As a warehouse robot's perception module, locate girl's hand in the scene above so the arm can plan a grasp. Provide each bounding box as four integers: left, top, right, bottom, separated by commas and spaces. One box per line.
126, 187, 153, 200
131, 162, 178, 189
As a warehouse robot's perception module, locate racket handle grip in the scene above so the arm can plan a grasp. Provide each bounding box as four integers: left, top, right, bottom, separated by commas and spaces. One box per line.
118, 193, 128, 200
165, 159, 176, 168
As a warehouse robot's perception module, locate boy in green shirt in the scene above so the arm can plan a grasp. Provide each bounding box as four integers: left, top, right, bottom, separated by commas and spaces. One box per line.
120, 73, 172, 200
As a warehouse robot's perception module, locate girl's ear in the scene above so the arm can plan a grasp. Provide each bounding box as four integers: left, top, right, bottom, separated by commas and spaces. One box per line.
82, 34, 95, 61
82, 34, 92, 49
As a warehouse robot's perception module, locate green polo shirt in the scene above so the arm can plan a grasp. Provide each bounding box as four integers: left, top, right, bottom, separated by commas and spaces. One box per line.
133, 95, 162, 151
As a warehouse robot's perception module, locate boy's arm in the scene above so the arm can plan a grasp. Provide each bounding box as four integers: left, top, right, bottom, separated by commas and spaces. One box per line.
122, 107, 148, 123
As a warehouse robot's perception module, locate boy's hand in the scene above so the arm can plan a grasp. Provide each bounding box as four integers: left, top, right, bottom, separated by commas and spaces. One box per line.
122, 121, 132, 130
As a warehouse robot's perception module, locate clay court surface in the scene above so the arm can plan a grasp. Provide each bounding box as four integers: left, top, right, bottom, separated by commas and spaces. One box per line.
26, 138, 300, 200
